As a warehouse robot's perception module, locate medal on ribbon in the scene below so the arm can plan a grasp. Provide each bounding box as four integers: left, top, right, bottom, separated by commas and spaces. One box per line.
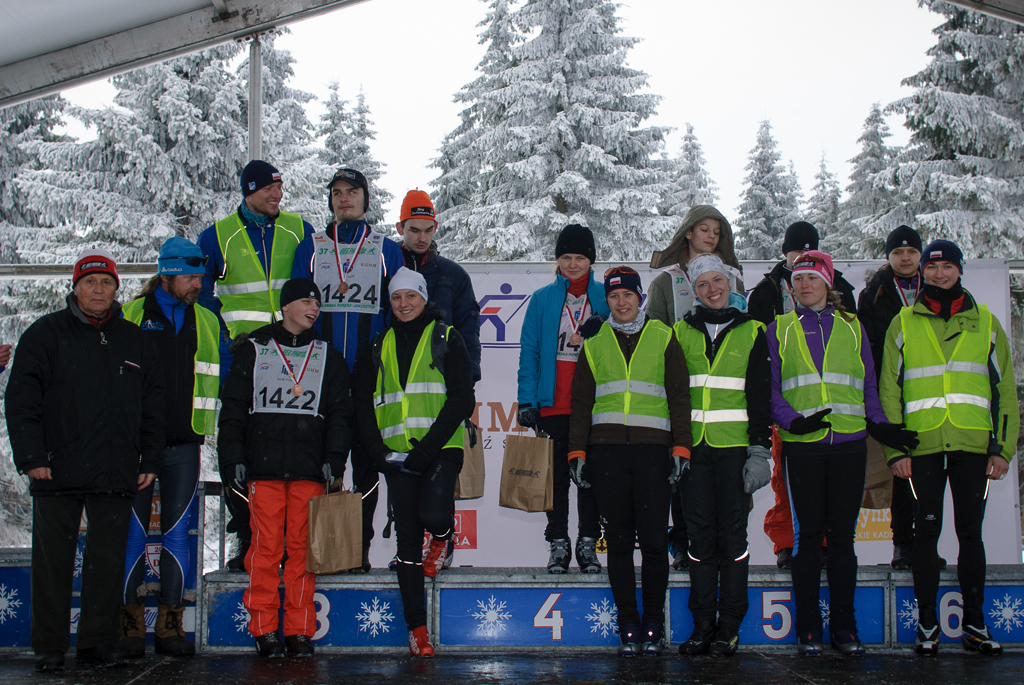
272, 339, 313, 397
332, 223, 370, 295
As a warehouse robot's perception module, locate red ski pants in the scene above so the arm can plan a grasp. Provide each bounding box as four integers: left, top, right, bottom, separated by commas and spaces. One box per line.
244, 479, 322, 638
762, 426, 827, 554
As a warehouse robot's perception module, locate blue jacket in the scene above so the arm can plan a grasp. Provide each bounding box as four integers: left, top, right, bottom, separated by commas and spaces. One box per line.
403, 244, 481, 383
291, 220, 405, 373
197, 208, 316, 383
517, 271, 610, 410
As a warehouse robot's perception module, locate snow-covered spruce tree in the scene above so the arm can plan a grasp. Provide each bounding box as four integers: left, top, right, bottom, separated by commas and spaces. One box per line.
447, 0, 673, 261
735, 120, 802, 259
661, 123, 719, 217
805, 154, 843, 255
432, 0, 521, 251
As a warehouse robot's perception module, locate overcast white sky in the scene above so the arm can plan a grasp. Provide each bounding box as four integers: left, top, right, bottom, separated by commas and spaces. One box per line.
62, 0, 942, 224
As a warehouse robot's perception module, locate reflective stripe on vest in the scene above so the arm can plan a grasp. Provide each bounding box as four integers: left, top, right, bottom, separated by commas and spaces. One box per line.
214, 212, 305, 338
373, 321, 464, 452
776, 310, 866, 442
899, 305, 993, 432
122, 298, 221, 435
675, 318, 763, 448
585, 320, 673, 432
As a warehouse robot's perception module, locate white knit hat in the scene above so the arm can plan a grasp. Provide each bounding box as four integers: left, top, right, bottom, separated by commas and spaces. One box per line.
688, 253, 736, 283
388, 266, 429, 302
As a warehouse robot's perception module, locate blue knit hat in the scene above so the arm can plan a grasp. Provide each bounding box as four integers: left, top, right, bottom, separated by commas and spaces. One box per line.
240, 160, 282, 198
604, 266, 643, 299
158, 237, 207, 276
920, 239, 964, 274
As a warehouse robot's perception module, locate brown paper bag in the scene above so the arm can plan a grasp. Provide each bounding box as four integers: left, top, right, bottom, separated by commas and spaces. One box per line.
499, 434, 553, 512
861, 437, 894, 509
455, 422, 486, 500
307, 489, 362, 573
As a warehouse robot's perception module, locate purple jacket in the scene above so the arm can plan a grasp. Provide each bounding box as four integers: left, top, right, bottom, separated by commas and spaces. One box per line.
766, 305, 887, 444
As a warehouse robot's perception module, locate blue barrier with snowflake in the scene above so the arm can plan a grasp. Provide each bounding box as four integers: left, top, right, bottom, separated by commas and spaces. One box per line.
894, 586, 1024, 644
0, 567, 29, 647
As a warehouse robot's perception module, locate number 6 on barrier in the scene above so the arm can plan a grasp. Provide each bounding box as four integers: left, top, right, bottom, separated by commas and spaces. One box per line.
762, 590, 793, 640
534, 593, 564, 640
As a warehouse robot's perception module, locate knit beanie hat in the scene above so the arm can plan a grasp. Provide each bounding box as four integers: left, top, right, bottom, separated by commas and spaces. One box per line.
920, 239, 964, 274
885, 225, 923, 256
555, 224, 597, 263
388, 267, 429, 302
327, 168, 370, 212
688, 253, 734, 284
400, 190, 436, 223
72, 248, 120, 288
781, 221, 820, 255
280, 278, 322, 308
604, 265, 643, 299
240, 160, 282, 198
790, 250, 834, 288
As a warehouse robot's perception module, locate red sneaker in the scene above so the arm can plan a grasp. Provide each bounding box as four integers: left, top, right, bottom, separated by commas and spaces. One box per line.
408, 625, 434, 658
423, 536, 448, 578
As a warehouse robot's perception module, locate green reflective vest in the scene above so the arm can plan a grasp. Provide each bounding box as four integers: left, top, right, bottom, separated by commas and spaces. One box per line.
776, 310, 866, 442
675, 318, 763, 448
585, 320, 673, 432
899, 305, 993, 432
122, 297, 220, 435
215, 211, 305, 338
373, 321, 464, 452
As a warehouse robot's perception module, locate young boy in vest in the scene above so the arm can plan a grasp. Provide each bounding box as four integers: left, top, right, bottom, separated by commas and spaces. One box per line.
219, 278, 353, 658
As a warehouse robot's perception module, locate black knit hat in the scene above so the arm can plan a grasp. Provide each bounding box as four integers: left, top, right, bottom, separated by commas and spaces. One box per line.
280, 278, 322, 308
781, 221, 819, 255
555, 224, 596, 263
327, 168, 370, 213
240, 160, 282, 198
884, 225, 922, 256
920, 239, 965, 274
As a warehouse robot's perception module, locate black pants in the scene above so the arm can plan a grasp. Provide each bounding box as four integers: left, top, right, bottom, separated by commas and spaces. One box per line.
588, 444, 671, 627
682, 444, 750, 626
223, 479, 251, 553
910, 451, 989, 613
32, 493, 133, 654
386, 453, 459, 630
537, 415, 600, 541
890, 474, 915, 546
784, 440, 866, 637
351, 438, 379, 551
125, 443, 199, 605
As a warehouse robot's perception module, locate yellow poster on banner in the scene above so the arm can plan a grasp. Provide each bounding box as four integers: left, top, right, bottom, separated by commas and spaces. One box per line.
855, 507, 892, 542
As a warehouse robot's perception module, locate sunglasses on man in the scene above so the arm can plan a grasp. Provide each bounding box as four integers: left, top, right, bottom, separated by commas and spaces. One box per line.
167, 255, 210, 267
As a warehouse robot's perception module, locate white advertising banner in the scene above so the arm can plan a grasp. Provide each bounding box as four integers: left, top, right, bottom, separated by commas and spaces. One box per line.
362, 258, 1020, 569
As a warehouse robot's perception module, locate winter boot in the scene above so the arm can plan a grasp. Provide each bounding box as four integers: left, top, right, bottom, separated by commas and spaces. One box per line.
776, 547, 792, 570
423, 536, 449, 578
546, 539, 571, 574
575, 537, 602, 573
409, 625, 435, 658
640, 623, 665, 655
618, 624, 642, 657
679, 620, 716, 655
285, 634, 315, 657
890, 543, 911, 570
154, 603, 195, 657
118, 603, 146, 658
255, 631, 286, 658
443, 537, 455, 569
709, 622, 740, 657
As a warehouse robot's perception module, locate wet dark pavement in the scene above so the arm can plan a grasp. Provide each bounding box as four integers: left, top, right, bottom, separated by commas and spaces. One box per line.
2, 650, 1024, 684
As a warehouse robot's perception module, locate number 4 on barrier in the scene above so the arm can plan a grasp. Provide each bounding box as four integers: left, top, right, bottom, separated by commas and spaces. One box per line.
762, 590, 793, 640
534, 593, 564, 640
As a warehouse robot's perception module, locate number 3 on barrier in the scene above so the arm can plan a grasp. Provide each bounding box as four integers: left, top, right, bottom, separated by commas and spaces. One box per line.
313, 592, 331, 640
762, 590, 793, 640
534, 593, 564, 640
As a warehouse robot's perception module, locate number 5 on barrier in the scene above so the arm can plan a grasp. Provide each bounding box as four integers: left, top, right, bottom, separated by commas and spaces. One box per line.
762, 590, 793, 640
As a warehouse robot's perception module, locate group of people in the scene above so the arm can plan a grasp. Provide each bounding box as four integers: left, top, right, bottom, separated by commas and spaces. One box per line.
517, 213, 1018, 658
3, 158, 1018, 670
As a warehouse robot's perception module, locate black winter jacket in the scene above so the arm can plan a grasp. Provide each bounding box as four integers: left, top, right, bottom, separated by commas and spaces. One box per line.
857, 265, 916, 381
353, 305, 476, 471
679, 306, 772, 448
402, 243, 482, 383
6, 296, 166, 497
747, 259, 857, 327
218, 322, 353, 483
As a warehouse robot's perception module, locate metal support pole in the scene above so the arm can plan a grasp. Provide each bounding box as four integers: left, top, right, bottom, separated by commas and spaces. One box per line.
247, 35, 263, 161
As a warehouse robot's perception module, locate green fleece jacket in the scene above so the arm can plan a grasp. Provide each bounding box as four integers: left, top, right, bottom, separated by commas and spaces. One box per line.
878, 293, 1019, 463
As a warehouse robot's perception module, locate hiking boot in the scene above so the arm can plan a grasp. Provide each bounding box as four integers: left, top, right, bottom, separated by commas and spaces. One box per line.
255, 631, 286, 658
118, 603, 146, 658
285, 634, 315, 657
679, 620, 716, 655
154, 603, 195, 657
575, 537, 602, 573
709, 622, 740, 657
409, 625, 435, 658
423, 536, 449, 578
547, 539, 571, 574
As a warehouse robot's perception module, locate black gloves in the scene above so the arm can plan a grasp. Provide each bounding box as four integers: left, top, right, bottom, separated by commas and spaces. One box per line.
517, 405, 538, 429
867, 420, 919, 454
403, 438, 431, 475
579, 315, 606, 339
787, 408, 832, 435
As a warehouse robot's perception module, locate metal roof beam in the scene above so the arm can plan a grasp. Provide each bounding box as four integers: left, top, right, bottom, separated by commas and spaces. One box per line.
0, 0, 369, 109
945, 1, 1024, 25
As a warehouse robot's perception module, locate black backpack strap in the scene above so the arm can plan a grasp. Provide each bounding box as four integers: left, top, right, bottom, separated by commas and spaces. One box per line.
428, 323, 449, 376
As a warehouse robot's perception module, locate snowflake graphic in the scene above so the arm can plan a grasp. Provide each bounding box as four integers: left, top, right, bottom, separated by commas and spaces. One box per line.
586, 597, 618, 638
0, 585, 22, 624
73, 547, 83, 579
471, 595, 511, 633
232, 602, 250, 633
899, 599, 919, 630
989, 593, 1024, 630
355, 597, 395, 637
819, 599, 830, 628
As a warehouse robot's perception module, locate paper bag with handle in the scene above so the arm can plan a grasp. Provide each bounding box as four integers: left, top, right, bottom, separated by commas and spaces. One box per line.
498, 433, 554, 512
307, 488, 363, 573
455, 420, 486, 500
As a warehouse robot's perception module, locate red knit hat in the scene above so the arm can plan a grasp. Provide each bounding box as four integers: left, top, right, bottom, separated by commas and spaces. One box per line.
790, 250, 834, 288
72, 248, 120, 288
400, 190, 436, 224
